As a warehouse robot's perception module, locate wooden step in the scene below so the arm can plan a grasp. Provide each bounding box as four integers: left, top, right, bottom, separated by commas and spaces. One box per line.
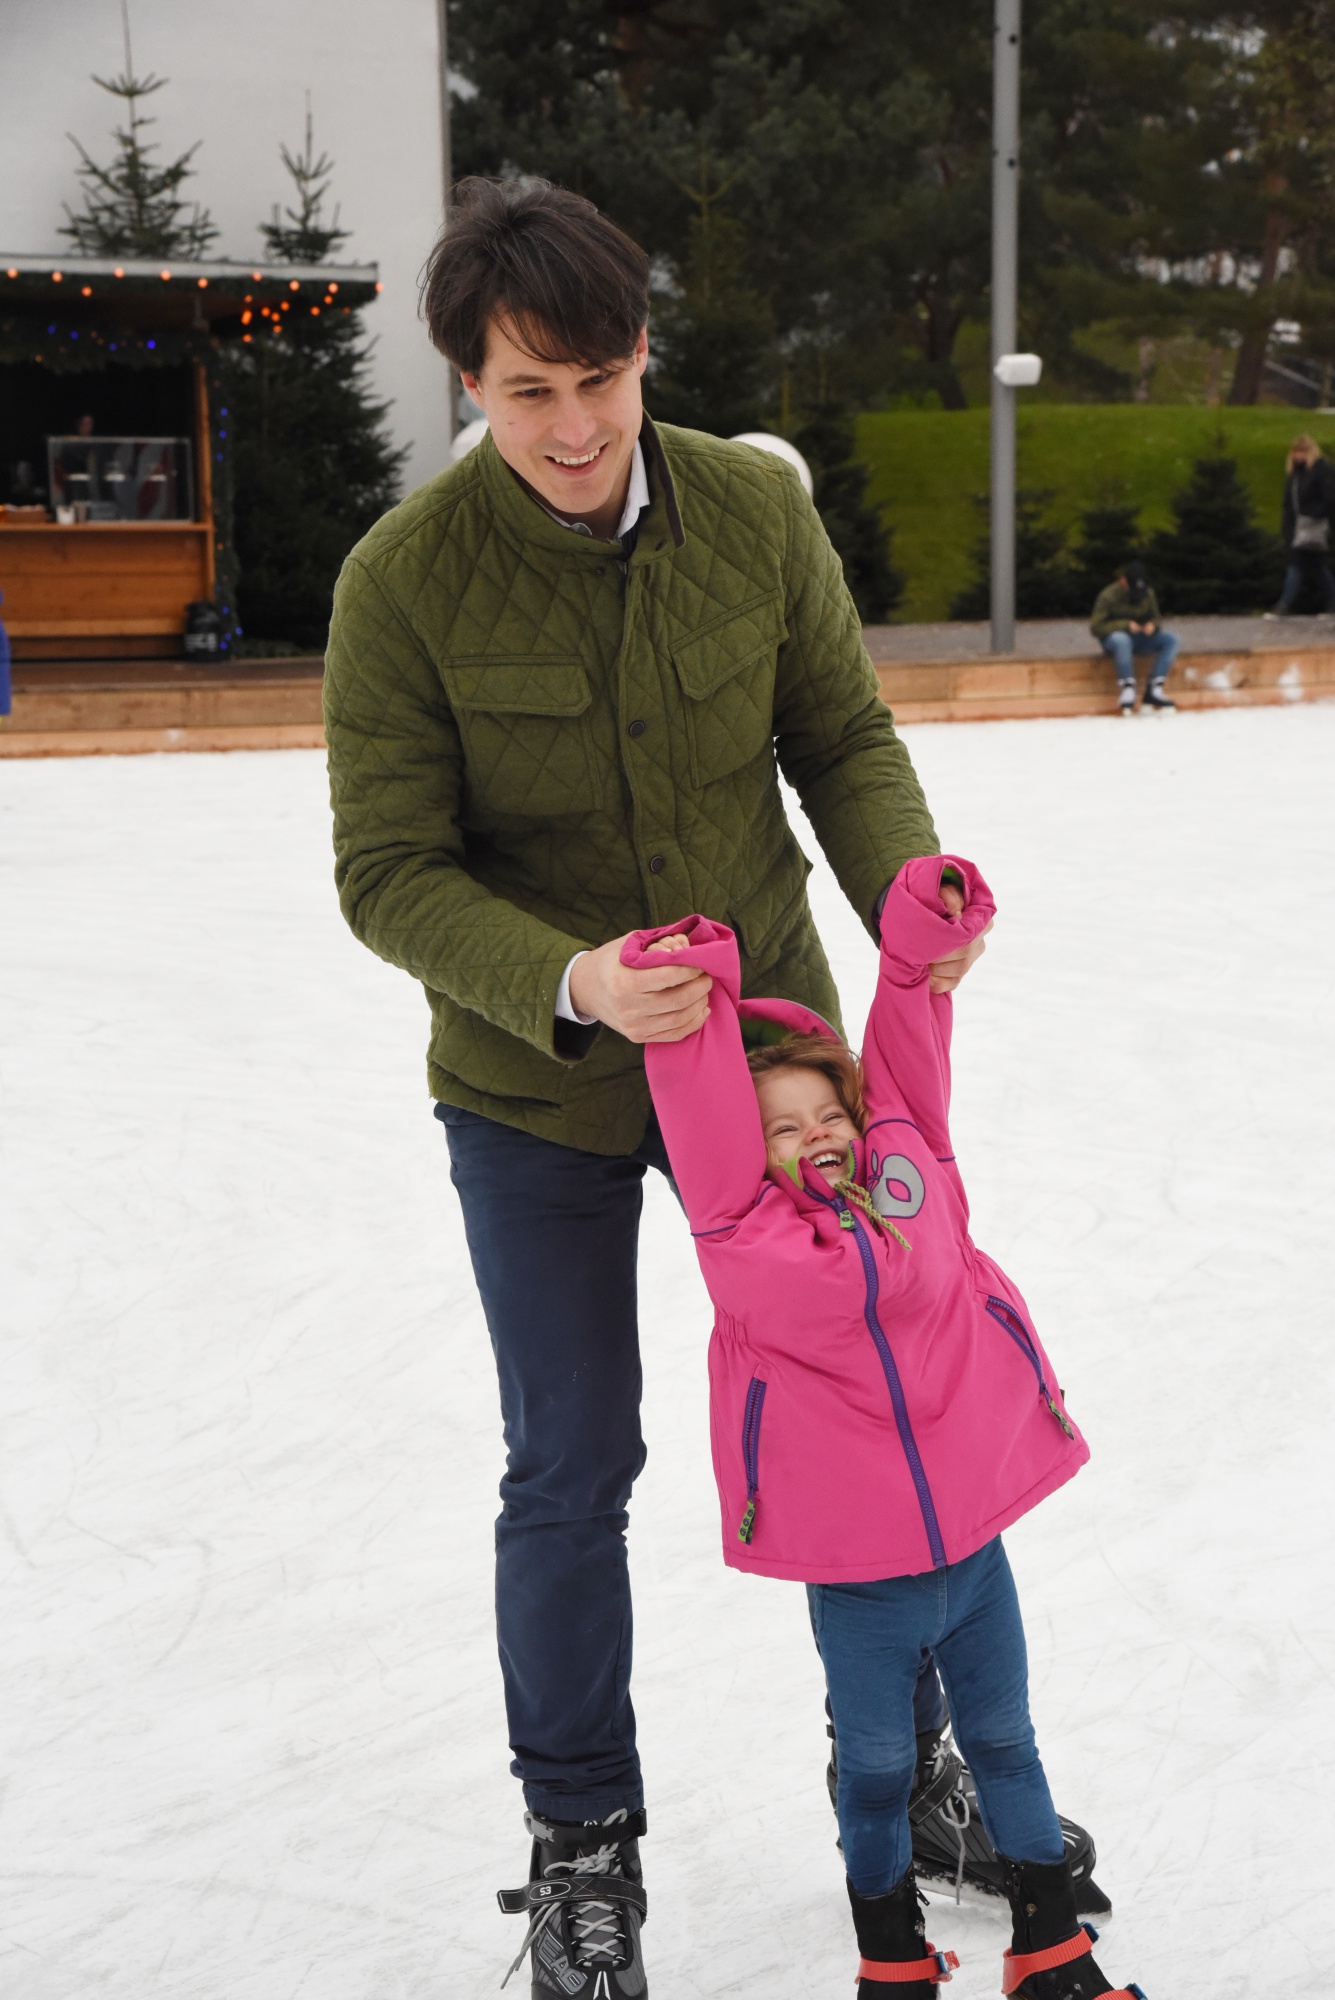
2, 639, 1332, 757
871, 642, 1335, 723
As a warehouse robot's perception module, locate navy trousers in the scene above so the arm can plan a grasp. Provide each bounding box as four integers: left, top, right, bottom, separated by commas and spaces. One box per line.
438, 1102, 951, 1819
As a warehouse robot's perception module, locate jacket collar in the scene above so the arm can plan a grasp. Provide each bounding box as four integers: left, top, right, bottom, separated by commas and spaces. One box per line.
477, 413, 684, 568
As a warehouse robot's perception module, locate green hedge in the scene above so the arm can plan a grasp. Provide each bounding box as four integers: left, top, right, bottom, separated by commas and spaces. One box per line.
855, 405, 1329, 623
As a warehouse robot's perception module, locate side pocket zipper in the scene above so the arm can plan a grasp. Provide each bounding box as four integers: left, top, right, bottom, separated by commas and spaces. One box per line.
984, 1295, 1076, 1438
738, 1376, 768, 1544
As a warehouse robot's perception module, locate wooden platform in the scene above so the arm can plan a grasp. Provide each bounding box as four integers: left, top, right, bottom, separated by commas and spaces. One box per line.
2, 635, 1333, 756
0, 657, 325, 757
867, 634, 1335, 723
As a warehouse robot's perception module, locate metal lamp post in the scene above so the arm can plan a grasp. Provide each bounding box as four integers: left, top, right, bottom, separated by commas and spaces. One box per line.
990, 0, 1021, 654
436, 0, 457, 448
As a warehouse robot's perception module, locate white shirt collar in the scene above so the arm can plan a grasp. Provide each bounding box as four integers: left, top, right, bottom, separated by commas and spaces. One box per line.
535, 439, 650, 542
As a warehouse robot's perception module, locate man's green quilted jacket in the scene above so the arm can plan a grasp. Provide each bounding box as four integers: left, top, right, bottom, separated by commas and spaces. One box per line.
324, 418, 938, 1155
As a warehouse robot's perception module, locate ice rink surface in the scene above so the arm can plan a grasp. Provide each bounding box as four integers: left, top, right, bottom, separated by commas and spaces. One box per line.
2, 705, 1333, 1997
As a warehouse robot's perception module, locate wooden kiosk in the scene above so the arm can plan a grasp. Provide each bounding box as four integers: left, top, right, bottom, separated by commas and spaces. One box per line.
0, 253, 378, 752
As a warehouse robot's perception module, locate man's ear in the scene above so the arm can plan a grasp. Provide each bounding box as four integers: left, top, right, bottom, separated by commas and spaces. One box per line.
631, 325, 649, 378
460, 369, 482, 404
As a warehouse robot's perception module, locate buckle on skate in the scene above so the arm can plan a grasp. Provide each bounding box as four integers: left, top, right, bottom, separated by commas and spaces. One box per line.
858, 1945, 959, 1982
1002, 1922, 1097, 1994
498, 1877, 647, 1918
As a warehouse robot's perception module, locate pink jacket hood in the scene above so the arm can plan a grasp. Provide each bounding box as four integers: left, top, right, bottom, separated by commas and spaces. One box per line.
623, 857, 1088, 1585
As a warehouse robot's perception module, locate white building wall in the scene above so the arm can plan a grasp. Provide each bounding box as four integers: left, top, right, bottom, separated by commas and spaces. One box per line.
0, 0, 454, 495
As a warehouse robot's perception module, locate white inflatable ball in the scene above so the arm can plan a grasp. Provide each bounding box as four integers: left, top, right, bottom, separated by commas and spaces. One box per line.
729, 431, 814, 497
451, 416, 490, 463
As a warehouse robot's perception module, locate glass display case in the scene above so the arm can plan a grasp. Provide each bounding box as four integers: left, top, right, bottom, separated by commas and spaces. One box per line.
46, 436, 194, 523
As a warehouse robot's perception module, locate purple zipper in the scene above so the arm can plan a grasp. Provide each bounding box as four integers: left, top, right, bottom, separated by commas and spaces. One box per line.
738, 1376, 767, 1543
984, 1295, 1076, 1438
842, 1202, 947, 1569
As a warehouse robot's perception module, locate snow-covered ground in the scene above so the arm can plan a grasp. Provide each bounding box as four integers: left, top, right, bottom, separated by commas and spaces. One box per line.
2, 706, 1332, 1999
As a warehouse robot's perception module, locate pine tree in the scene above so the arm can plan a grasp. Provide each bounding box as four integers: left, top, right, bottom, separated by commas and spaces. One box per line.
1066, 503, 1144, 615
1145, 457, 1285, 613
223, 112, 403, 651
950, 489, 1076, 620
791, 406, 904, 623
61, 6, 217, 259
647, 210, 774, 439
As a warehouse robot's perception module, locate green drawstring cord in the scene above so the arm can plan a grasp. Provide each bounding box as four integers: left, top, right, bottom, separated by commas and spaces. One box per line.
833, 1175, 913, 1253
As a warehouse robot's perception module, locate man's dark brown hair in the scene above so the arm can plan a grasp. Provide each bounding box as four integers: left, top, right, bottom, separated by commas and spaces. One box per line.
422, 178, 651, 377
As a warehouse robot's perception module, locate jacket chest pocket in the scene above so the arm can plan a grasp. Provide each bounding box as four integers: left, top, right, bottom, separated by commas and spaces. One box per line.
438, 656, 608, 817
672, 594, 785, 789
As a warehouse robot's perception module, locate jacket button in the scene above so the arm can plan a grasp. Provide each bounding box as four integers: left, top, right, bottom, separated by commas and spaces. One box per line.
648, 853, 666, 874
627, 718, 646, 738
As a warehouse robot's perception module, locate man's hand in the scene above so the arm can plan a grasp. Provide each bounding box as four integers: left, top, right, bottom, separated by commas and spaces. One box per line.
930, 879, 992, 995
569, 934, 712, 1043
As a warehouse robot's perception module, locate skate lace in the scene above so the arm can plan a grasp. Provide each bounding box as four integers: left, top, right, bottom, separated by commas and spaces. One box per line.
941, 1783, 971, 1904
501, 1809, 630, 1988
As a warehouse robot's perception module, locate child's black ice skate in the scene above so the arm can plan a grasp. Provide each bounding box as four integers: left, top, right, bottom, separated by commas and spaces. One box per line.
827, 1722, 1111, 1922
910, 1727, 1111, 1920
848, 1868, 959, 1997
498, 1808, 647, 1998
1001, 1857, 1145, 1999
1141, 679, 1175, 712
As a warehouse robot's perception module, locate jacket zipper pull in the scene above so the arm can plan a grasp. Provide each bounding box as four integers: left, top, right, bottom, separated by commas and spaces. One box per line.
1044, 1391, 1076, 1439
737, 1498, 757, 1544
835, 1199, 855, 1231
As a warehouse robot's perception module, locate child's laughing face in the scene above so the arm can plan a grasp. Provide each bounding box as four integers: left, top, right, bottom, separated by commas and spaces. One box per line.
754, 1066, 857, 1187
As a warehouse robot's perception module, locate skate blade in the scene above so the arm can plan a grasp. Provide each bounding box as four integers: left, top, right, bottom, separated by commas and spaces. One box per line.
916, 1869, 1114, 1926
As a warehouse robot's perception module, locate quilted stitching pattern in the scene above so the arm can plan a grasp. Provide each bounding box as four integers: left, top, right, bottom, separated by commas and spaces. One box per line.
325, 420, 938, 1155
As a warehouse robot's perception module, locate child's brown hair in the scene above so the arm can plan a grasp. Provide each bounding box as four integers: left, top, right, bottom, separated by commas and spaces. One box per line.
746, 1031, 867, 1132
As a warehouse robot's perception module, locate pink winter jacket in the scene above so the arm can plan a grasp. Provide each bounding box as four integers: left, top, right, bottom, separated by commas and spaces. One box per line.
622, 856, 1089, 1585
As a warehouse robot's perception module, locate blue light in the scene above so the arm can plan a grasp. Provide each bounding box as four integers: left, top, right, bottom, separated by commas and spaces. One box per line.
146, 339, 156, 349
70, 330, 78, 339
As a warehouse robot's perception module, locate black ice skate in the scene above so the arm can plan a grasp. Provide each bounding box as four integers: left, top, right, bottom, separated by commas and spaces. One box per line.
1001, 1856, 1144, 1999
848, 1867, 959, 1998
498, 1808, 647, 1998
1141, 679, 1176, 712
827, 1722, 1112, 1922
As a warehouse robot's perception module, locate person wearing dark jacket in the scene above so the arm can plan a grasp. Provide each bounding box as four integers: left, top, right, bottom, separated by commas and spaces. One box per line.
1268, 434, 1335, 617
1089, 561, 1178, 714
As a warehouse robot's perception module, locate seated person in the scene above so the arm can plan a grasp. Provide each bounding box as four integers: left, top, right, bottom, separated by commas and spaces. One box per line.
1090, 561, 1178, 714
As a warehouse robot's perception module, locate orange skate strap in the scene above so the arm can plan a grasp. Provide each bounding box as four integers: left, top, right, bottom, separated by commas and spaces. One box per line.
858, 1945, 959, 1983
1001, 1925, 1095, 1994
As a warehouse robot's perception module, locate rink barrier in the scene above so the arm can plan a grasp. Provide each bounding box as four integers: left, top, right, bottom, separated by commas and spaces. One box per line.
864, 631, 1335, 724
2, 636, 1334, 755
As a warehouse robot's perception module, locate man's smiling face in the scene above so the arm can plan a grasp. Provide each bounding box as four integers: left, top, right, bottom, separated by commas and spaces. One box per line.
461, 314, 649, 540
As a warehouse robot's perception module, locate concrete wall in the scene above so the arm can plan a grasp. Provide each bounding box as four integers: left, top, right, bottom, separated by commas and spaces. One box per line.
0, 0, 453, 494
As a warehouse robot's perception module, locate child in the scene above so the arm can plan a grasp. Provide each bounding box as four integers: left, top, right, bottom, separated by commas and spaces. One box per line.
626, 857, 1145, 2000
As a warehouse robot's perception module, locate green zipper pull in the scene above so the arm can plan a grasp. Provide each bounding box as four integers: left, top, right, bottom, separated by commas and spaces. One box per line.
737, 1499, 757, 1544
838, 1206, 855, 1230
1045, 1393, 1076, 1440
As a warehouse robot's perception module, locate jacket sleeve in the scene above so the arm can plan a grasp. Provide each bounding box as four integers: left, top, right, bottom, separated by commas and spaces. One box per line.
770, 474, 939, 933
860, 856, 996, 1170
325, 554, 597, 1062
1090, 585, 1126, 639
623, 918, 768, 1234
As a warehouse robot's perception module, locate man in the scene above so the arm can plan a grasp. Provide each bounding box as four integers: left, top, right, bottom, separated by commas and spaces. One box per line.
1090, 561, 1178, 715
324, 179, 1091, 1996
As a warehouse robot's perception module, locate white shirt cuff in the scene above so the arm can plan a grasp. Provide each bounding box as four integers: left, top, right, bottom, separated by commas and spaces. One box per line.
555, 953, 598, 1026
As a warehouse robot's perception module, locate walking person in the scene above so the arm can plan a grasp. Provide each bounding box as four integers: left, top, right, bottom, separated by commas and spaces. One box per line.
1267, 433, 1335, 617
629, 862, 1148, 1997
324, 177, 1097, 1997
1090, 561, 1178, 714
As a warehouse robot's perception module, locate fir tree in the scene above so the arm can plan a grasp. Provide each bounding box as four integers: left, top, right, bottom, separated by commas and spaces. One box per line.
950, 489, 1075, 620
647, 211, 774, 439
223, 112, 403, 651
1066, 503, 1144, 615
1145, 457, 1285, 613
260, 99, 351, 263
792, 406, 904, 624
61, 5, 216, 259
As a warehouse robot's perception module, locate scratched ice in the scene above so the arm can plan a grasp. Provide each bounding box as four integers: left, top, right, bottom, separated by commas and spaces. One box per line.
1, 705, 1331, 1998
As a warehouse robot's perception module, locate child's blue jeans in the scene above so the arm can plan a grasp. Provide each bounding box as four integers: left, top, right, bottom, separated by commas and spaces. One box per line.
808, 1537, 1065, 1896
